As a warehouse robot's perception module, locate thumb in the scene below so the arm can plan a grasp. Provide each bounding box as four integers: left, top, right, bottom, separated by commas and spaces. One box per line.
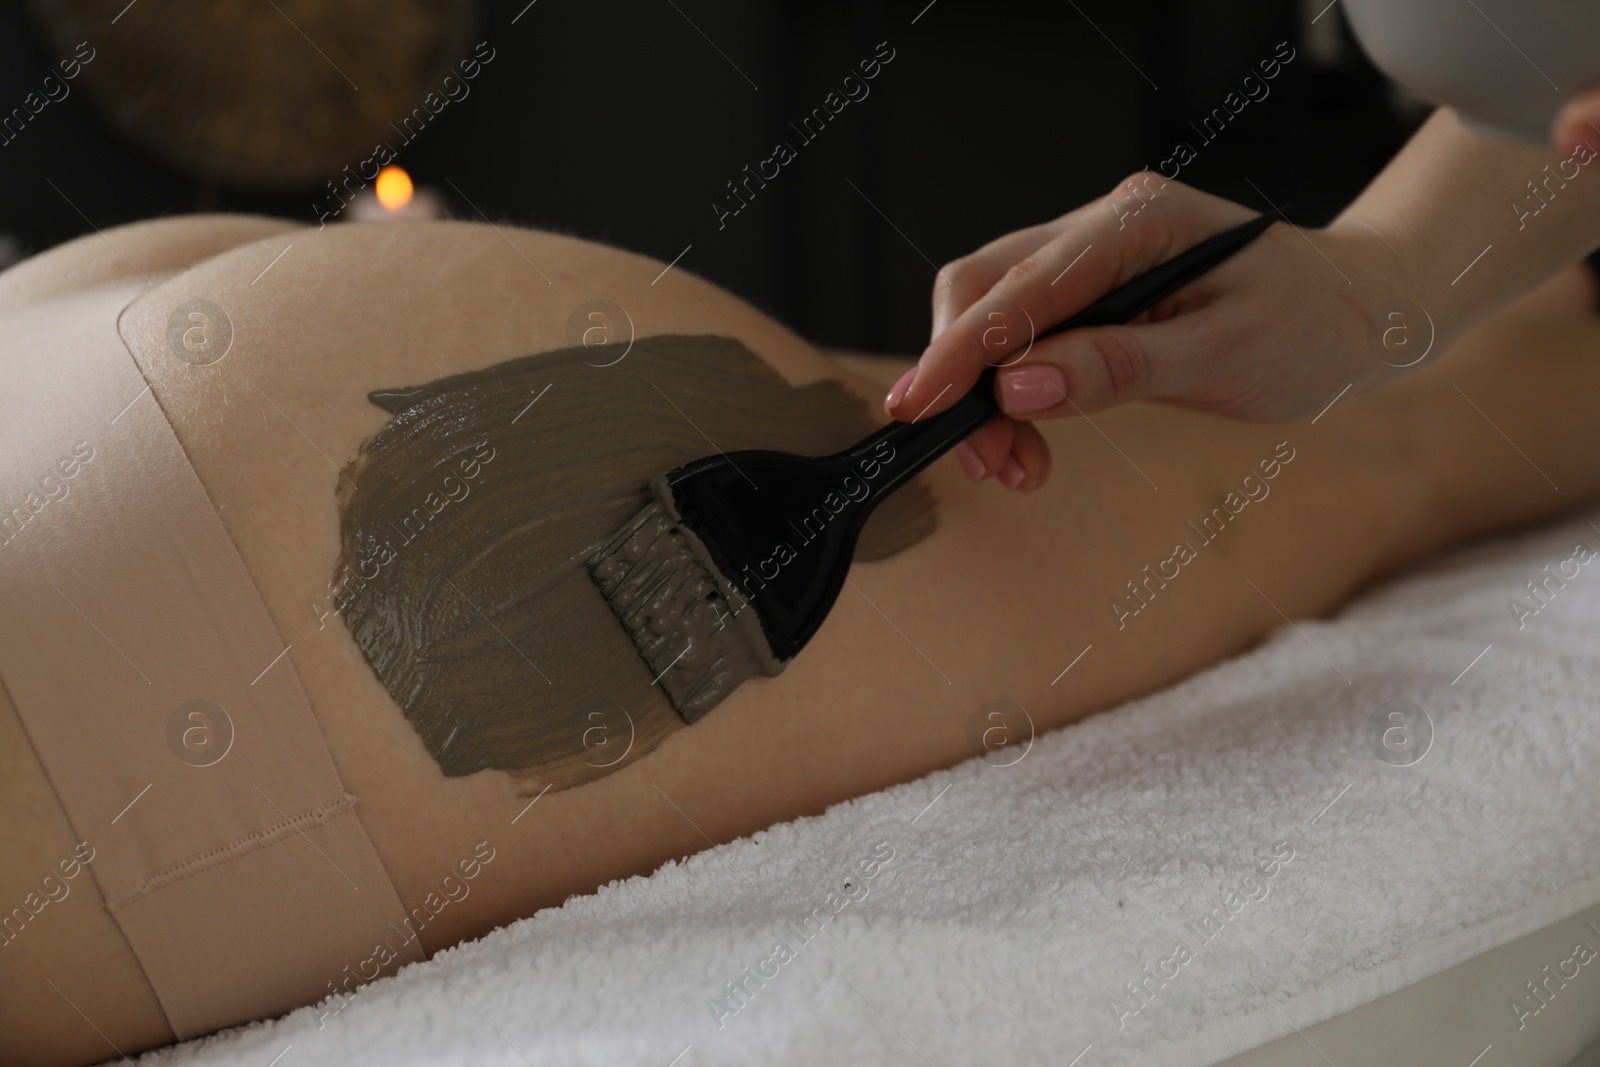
994, 317, 1201, 418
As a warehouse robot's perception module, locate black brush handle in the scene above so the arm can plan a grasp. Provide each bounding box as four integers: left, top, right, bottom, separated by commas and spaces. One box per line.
857, 212, 1275, 502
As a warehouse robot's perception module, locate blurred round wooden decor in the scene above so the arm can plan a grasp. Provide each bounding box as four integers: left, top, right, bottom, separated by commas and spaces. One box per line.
28, 0, 478, 190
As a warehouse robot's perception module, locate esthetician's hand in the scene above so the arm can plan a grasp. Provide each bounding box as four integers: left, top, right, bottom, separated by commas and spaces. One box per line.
885, 176, 1397, 491
891, 107, 1600, 492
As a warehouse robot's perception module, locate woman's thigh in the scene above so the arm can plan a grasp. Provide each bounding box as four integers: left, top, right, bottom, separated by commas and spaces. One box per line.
6, 216, 1600, 1064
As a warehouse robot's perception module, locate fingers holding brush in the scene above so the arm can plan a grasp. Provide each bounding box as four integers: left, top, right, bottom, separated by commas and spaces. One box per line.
951, 414, 1051, 492
886, 175, 1253, 428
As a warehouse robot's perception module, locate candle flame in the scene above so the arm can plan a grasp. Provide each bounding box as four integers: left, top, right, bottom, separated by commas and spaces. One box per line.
375, 166, 414, 212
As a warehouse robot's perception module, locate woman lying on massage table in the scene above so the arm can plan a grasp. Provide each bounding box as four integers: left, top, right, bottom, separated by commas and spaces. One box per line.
2, 199, 1599, 1066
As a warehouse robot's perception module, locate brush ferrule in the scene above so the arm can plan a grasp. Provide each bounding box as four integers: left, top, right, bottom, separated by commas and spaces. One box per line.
586, 499, 784, 724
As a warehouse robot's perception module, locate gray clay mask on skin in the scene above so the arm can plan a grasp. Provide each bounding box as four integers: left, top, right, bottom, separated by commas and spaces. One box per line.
334, 335, 936, 792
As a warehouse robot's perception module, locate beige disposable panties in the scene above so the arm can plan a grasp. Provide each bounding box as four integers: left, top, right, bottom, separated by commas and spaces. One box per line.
0, 280, 423, 1038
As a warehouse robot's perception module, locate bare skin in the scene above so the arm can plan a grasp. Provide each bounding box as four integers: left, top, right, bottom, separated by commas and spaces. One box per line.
3, 216, 1599, 1066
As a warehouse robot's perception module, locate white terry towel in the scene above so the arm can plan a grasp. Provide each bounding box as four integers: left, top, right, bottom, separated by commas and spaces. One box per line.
138, 507, 1600, 1067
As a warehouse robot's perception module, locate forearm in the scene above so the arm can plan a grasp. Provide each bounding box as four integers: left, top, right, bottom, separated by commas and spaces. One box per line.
1332, 108, 1600, 349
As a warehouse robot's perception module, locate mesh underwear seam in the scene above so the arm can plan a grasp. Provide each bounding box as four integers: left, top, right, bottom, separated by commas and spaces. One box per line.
102, 792, 362, 912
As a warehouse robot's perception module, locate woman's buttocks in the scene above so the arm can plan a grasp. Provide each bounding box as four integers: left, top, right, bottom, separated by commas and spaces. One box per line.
1, 217, 957, 1063
98, 219, 893, 942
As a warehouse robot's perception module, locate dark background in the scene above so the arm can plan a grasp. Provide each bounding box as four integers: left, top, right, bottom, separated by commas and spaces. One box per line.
0, 0, 1428, 353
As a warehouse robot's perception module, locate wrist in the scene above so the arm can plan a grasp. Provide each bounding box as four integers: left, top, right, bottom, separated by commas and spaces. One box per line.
1309, 217, 1450, 391
1325, 201, 1473, 357
1330, 109, 1600, 354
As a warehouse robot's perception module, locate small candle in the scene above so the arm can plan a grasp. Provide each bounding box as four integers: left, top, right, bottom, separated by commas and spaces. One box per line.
348, 166, 445, 221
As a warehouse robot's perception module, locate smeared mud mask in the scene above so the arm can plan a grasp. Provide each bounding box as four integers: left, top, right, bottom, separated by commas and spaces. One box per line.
335, 335, 936, 791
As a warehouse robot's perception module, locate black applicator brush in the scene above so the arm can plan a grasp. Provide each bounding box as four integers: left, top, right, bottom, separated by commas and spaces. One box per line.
587, 213, 1275, 723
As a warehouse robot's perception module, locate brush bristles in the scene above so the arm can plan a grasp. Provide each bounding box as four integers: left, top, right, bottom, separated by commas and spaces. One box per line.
585, 499, 780, 724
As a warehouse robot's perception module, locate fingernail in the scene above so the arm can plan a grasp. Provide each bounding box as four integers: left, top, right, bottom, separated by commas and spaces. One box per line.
885, 366, 917, 413
997, 364, 1068, 415
999, 457, 1026, 490
952, 441, 985, 480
